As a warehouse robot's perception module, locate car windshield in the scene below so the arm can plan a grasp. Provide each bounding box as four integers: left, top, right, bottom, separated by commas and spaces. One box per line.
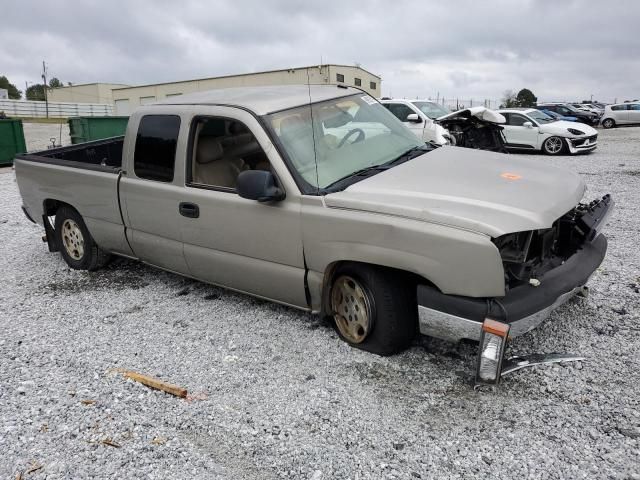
526, 110, 556, 123
412, 101, 450, 119
266, 94, 424, 191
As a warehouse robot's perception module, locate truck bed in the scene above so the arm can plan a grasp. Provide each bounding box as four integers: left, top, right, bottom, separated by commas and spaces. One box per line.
14, 136, 131, 256
17, 136, 124, 172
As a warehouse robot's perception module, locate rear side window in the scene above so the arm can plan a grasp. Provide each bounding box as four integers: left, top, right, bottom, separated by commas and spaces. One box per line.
134, 115, 181, 182
611, 104, 628, 111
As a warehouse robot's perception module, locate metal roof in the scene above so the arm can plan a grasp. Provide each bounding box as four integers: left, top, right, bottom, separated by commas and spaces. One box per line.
111, 64, 381, 91
153, 84, 362, 115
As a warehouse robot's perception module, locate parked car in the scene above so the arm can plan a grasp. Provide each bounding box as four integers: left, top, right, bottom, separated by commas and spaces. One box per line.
539, 109, 578, 122
600, 102, 640, 128
537, 103, 599, 125
498, 108, 598, 155
14, 85, 612, 383
380, 99, 452, 145
570, 103, 601, 116
436, 107, 507, 152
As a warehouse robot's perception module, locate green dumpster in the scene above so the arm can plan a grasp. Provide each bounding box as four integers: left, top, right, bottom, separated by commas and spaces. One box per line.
68, 116, 129, 145
0, 119, 27, 166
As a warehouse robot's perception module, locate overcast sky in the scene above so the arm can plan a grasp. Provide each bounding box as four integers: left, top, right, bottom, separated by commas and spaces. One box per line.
2, 0, 638, 104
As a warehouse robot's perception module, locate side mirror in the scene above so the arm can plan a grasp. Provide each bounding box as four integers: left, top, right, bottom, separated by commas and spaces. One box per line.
523, 121, 533, 128
237, 170, 285, 203
406, 113, 422, 123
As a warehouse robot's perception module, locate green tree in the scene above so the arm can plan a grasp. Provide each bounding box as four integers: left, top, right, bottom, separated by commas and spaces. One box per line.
48, 77, 63, 88
26, 84, 46, 101
0, 75, 22, 99
515, 88, 537, 107
500, 90, 517, 108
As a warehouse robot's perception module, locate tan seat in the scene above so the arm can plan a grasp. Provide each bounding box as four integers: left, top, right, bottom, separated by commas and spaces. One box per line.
194, 137, 244, 188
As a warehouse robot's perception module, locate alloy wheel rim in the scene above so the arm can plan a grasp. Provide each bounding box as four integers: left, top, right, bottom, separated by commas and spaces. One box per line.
62, 219, 85, 260
331, 275, 371, 344
545, 137, 563, 153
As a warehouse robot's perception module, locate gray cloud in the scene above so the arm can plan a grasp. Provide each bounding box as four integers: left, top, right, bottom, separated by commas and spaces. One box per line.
2, 0, 639, 103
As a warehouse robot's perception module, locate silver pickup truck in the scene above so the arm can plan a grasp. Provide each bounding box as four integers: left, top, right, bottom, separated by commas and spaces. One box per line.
14, 85, 612, 382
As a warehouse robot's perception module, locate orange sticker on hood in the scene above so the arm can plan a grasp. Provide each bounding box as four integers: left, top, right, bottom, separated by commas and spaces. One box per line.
501, 172, 522, 180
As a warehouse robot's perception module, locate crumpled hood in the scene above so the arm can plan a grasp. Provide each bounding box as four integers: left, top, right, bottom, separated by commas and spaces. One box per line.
324, 146, 586, 237
437, 107, 506, 124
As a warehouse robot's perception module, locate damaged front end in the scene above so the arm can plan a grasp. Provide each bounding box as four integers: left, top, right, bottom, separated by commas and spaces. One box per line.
436, 107, 508, 152
473, 194, 613, 386
493, 194, 613, 291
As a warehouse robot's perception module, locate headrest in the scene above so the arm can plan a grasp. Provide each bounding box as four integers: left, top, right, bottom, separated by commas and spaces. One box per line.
197, 137, 224, 164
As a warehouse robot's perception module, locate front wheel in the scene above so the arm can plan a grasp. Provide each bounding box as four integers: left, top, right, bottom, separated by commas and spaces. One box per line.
54, 206, 111, 271
329, 263, 417, 356
542, 136, 566, 155
602, 118, 615, 129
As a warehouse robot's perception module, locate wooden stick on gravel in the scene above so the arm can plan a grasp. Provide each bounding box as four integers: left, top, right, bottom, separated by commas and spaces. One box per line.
120, 370, 188, 398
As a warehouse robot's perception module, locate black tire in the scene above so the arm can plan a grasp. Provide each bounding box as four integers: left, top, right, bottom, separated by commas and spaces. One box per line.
602, 118, 615, 129
54, 206, 111, 271
542, 136, 566, 155
328, 263, 417, 356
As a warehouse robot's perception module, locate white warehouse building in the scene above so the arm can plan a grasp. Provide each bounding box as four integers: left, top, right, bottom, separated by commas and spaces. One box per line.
109, 64, 381, 115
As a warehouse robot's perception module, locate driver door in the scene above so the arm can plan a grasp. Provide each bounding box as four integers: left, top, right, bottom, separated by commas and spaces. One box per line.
502, 113, 540, 148
178, 106, 307, 308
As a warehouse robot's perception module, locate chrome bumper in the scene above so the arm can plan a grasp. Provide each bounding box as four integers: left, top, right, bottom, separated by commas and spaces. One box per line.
418, 285, 586, 343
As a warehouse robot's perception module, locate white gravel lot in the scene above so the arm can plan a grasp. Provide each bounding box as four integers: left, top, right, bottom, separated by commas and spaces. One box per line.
1, 127, 639, 479
22, 122, 71, 152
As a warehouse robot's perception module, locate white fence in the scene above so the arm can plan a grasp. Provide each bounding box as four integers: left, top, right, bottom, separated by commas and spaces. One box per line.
0, 99, 113, 118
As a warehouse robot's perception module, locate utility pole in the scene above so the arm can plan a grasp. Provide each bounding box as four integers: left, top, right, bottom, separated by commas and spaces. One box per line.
41, 60, 49, 118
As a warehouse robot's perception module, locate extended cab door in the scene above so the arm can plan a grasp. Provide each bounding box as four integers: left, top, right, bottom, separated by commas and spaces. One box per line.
119, 109, 191, 274
178, 106, 307, 308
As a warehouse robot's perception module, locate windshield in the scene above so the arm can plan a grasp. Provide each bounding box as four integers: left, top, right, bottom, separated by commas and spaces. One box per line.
266, 94, 423, 191
412, 101, 450, 119
526, 110, 556, 124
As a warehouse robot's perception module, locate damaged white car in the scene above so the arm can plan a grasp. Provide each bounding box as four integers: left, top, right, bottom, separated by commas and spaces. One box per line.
436, 107, 508, 152
498, 108, 598, 155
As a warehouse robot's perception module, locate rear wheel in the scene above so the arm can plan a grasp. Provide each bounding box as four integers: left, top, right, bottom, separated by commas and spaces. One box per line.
602, 118, 615, 129
54, 206, 110, 271
329, 263, 417, 356
542, 136, 566, 155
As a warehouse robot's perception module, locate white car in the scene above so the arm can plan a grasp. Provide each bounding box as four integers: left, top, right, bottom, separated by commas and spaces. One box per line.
496, 108, 598, 155
600, 102, 640, 128
381, 99, 452, 145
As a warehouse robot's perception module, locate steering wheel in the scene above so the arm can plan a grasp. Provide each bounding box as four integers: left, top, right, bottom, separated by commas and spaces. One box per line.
337, 128, 365, 148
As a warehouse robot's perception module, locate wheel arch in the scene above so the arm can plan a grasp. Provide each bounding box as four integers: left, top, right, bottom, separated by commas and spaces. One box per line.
318, 259, 439, 317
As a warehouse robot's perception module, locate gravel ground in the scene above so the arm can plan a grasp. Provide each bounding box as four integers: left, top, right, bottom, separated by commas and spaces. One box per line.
1, 127, 639, 479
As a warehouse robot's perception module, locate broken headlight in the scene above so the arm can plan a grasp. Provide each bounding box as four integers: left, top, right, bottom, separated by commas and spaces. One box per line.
475, 319, 510, 386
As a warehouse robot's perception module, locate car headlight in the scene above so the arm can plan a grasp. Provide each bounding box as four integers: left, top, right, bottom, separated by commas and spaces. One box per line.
475, 319, 510, 386
567, 128, 585, 135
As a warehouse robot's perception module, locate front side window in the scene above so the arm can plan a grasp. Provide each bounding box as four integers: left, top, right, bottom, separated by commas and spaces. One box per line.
134, 115, 181, 182
189, 117, 271, 190
506, 114, 531, 126
384, 103, 414, 122
266, 94, 423, 191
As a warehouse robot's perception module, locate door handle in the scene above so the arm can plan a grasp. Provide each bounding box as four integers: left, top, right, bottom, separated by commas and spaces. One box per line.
179, 202, 200, 218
